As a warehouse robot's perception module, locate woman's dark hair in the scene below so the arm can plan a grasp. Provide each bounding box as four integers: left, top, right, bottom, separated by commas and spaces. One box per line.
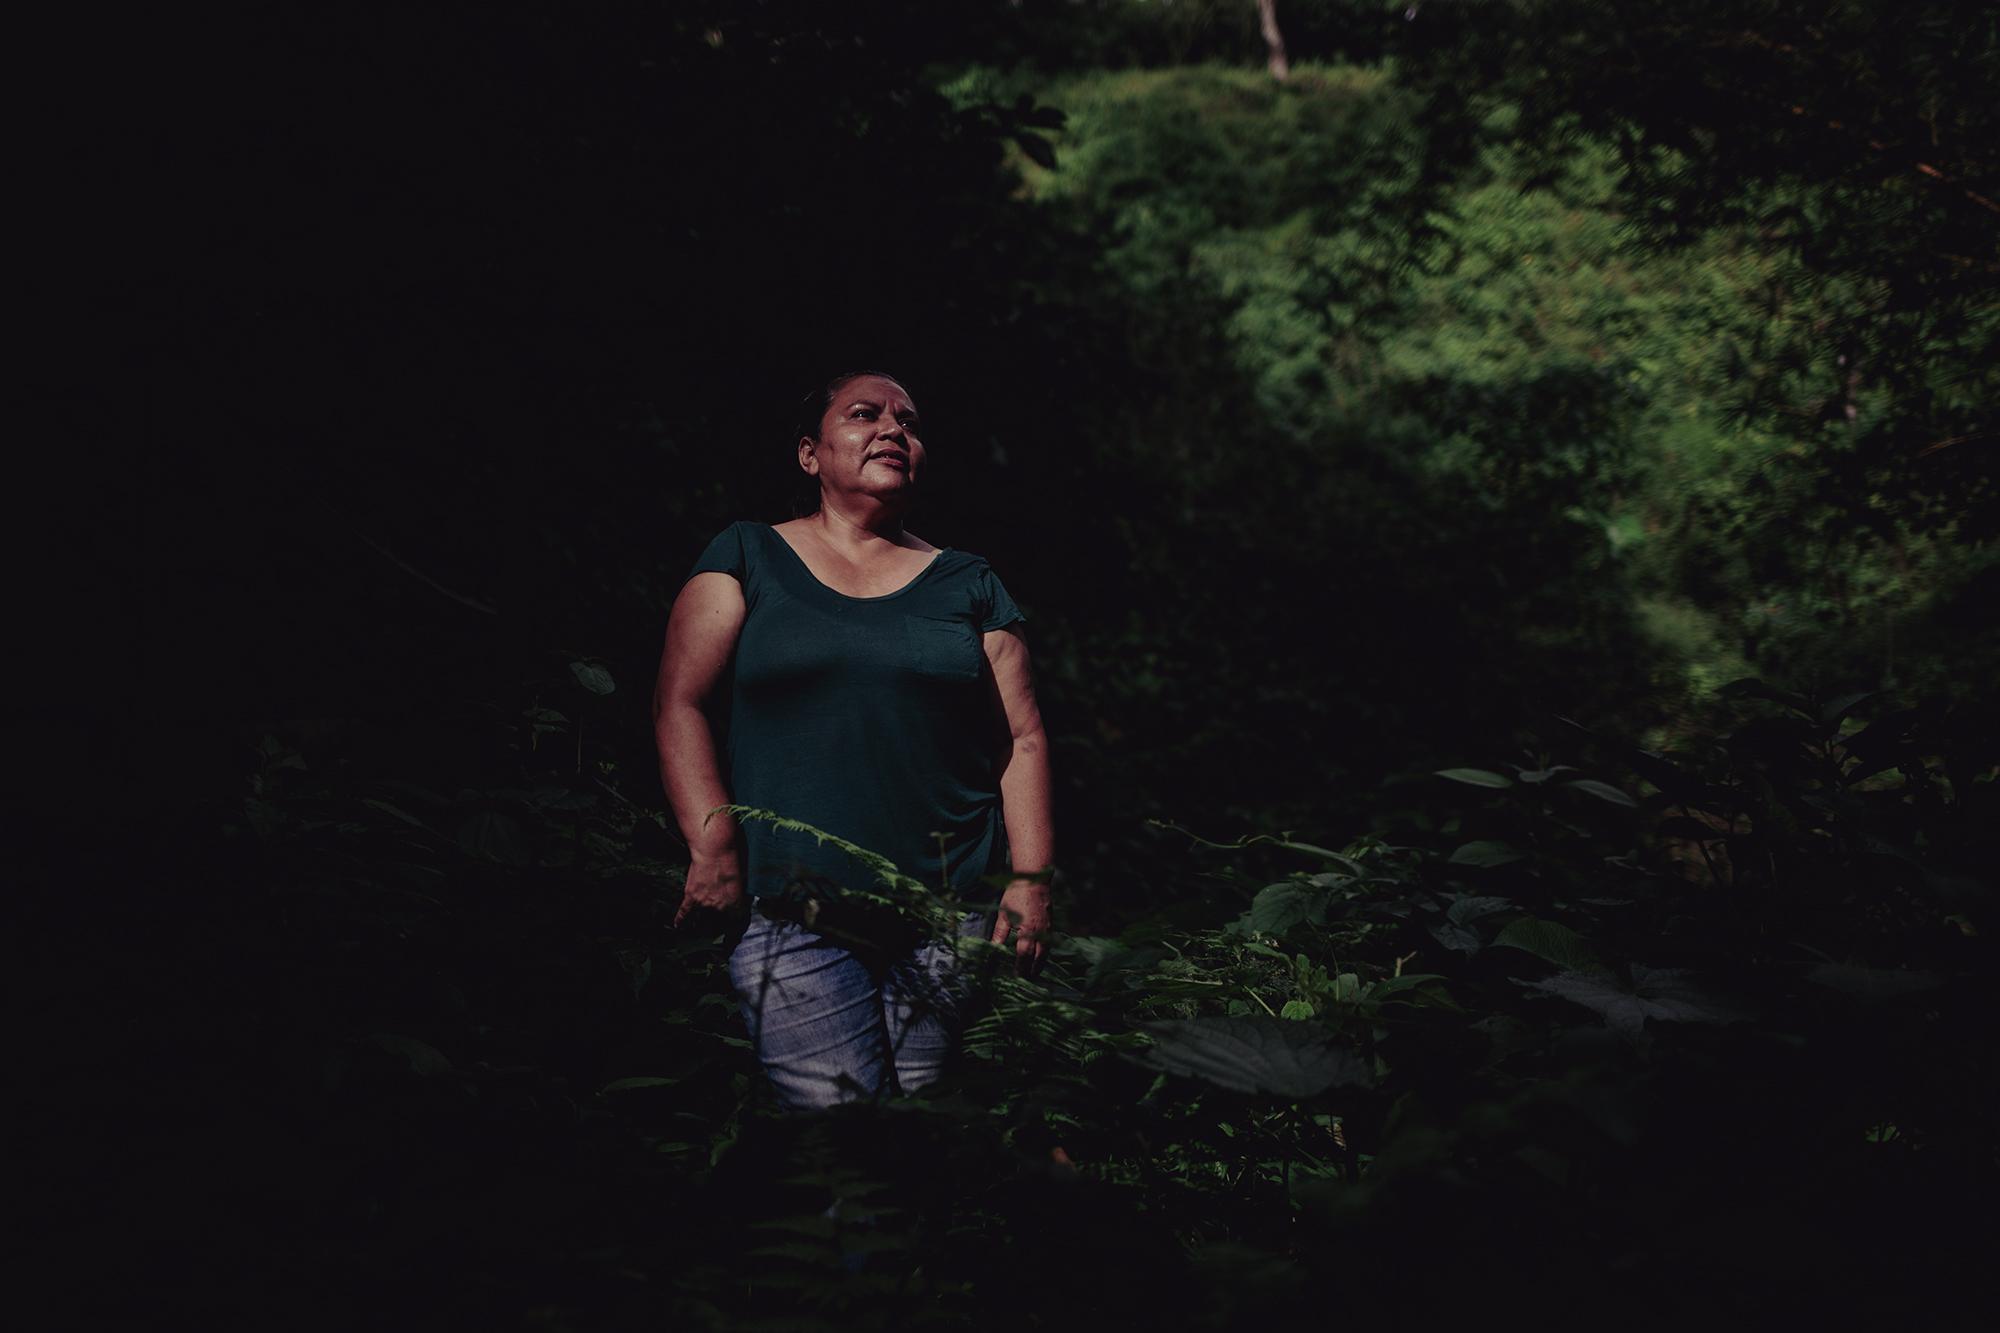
789, 369, 911, 517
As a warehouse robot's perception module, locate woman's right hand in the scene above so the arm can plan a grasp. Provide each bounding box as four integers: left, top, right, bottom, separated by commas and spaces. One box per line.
676, 846, 747, 927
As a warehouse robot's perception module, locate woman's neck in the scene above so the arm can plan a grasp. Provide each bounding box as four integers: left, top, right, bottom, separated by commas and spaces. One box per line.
811, 498, 907, 550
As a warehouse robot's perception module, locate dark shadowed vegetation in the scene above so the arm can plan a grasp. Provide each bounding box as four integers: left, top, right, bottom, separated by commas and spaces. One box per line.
61, 2, 1998, 1327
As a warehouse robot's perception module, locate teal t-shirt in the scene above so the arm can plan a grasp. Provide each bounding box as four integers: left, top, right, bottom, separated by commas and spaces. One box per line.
684, 521, 1027, 902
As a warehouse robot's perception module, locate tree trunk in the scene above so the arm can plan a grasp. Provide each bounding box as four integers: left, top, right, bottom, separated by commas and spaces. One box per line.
1257, 0, 1290, 82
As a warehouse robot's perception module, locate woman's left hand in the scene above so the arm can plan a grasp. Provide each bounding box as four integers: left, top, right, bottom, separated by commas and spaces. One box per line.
992, 878, 1053, 977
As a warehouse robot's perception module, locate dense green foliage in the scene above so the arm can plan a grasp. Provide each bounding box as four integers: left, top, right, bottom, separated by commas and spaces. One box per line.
986, 51, 1996, 725
111, 672, 1991, 1328
81, 1, 1998, 1327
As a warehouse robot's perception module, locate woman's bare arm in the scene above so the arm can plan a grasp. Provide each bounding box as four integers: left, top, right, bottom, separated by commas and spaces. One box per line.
655, 570, 748, 923
983, 623, 1053, 973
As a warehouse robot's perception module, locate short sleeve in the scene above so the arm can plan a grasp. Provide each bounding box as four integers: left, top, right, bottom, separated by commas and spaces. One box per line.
684, 523, 747, 587
974, 561, 1026, 633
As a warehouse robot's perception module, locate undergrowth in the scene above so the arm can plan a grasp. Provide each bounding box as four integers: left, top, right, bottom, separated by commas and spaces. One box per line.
100, 666, 1996, 1330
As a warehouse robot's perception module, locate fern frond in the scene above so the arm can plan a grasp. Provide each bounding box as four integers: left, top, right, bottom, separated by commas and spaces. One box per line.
715, 804, 971, 936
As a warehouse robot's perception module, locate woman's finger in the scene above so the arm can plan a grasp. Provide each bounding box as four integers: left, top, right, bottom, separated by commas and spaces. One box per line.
990, 912, 1013, 947
1015, 933, 1040, 975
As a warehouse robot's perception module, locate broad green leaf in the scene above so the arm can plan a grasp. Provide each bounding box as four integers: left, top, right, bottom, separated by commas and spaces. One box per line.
1280, 999, 1316, 1020
1564, 778, 1636, 807
1445, 894, 1514, 924
1056, 936, 1164, 990
1804, 964, 1945, 999
1521, 966, 1749, 1036
1140, 1016, 1373, 1096
1838, 708, 1926, 779
1449, 840, 1526, 867
1247, 880, 1331, 934
1429, 922, 1483, 953
1716, 677, 1811, 715
569, 660, 616, 694
363, 798, 435, 832
367, 1033, 452, 1077
1435, 768, 1514, 789
1492, 917, 1602, 971
1627, 749, 1727, 805
1819, 690, 1877, 727
1367, 973, 1452, 1006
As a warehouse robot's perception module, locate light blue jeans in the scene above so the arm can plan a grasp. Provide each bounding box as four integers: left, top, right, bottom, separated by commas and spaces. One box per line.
726, 907, 996, 1112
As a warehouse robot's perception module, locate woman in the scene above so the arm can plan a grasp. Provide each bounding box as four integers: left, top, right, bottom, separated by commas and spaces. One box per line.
653, 371, 1053, 1111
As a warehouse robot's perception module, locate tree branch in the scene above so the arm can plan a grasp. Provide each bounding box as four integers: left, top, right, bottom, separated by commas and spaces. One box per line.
357, 533, 499, 614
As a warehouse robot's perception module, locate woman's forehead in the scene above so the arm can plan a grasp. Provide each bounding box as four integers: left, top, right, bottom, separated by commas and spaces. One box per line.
836, 374, 914, 408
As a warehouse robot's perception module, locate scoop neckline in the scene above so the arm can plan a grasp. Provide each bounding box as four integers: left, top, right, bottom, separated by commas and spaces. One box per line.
761, 522, 948, 603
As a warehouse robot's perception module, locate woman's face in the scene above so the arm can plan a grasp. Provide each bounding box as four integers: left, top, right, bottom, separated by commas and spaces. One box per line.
802, 374, 925, 505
